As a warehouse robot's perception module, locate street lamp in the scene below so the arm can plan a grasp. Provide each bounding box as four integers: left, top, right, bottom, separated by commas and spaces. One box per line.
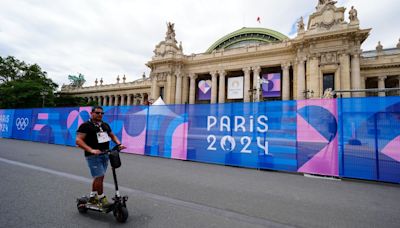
40, 91, 48, 107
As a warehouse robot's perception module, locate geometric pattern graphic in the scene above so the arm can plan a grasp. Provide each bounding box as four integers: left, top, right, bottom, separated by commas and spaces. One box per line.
297, 99, 338, 176
262, 73, 281, 98
1, 96, 400, 183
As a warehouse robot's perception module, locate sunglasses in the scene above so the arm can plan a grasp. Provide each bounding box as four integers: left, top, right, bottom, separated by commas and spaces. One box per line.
94, 112, 105, 115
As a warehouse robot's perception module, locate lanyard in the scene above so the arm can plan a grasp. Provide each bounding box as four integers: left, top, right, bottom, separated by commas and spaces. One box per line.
89, 119, 104, 132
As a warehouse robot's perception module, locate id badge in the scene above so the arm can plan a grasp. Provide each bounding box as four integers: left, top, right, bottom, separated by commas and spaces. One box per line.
97, 132, 111, 143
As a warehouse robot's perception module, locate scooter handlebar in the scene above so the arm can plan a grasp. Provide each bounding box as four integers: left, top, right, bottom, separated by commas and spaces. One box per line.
100, 145, 121, 154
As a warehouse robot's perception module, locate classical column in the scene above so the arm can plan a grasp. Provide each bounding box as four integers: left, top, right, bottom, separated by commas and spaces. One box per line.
166, 74, 173, 104
175, 73, 183, 104
127, 94, 131, 106
218, 70, 226, 103
378, 76, 387, 97
296, 58, 306, 100
307, 57, 320, 98
210, 71, 218, 104
339, 53, 351, 97
141, 93, 145, 105
252, 66, 261, 102
243, 67, 251, 102
182, 75, 189, 104
189, 73, 197, 104
281, 63, 290, 100
121, 94, 126, 106
114, 95, 119, 106
96, 97, 101, 106
351, 53, 361, 97
151, 76, 159, 100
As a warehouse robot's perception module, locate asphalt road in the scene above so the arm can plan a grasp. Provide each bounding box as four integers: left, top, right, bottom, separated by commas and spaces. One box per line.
0, 138, 399, 228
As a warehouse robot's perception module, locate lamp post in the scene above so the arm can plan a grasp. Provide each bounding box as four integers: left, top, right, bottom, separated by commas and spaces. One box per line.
40, 91, 48, 107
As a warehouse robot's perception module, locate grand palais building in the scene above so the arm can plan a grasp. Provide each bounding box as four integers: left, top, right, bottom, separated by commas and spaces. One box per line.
61, 1, 400, 105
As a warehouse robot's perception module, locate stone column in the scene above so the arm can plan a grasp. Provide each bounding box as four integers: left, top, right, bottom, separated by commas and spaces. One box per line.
339, 53, 351, 97
175, 73, 183, 104
296, 58, 306, 100
243, 67, 251, 102
307, 57, 320, 98
210, 71, 218, 104
218, 70, 226, 103
182, 75, 189, 104
189, 73, 197, 104
151, 76, 159, 100
127, 94, 131, 106
378, 76, 387, 97
351, 53, 361, 97
166, 74, 172, 104
114, 95, 119, 106
121, 94, 126, 106
141, 93, 145, 105
281, 63, 290, 100
253, 66, 261, 102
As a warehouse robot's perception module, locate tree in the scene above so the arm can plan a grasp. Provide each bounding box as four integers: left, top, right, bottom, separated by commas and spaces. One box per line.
0, 56, 58, 108
0, 56, 26, 83
53, 93, 96, 107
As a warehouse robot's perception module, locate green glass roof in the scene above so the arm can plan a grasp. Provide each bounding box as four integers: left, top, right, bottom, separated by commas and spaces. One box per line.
206, 27, 288, 53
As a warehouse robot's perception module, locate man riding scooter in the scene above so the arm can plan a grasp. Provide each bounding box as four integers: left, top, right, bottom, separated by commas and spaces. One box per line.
76, 106, 126, 208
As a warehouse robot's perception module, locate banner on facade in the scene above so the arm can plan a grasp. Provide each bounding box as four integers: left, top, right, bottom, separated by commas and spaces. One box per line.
227, 76, 244, 99
262, 73, 281, 98
198, 80, 212, 100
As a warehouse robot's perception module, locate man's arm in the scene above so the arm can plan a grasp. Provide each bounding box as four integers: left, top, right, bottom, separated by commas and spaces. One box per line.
76, 133, 101, 155
108, 132, 126, 150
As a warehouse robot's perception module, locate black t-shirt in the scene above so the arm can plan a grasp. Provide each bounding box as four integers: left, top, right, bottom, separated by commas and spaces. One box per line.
77, 120, 112, 157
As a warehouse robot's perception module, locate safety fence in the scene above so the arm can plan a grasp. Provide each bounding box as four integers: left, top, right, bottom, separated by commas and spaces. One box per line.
0, 97, 399, 183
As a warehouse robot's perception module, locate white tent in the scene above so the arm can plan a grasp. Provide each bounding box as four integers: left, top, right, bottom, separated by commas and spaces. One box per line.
152, 96, 166, 106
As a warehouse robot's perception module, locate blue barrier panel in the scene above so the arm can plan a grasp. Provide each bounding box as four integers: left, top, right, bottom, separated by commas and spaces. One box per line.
115, 105, 148, 155
0, 96, 399, 183
339, 97, 400, 182
187, 101, 298, 171
12, 109, 33, 141
145, 104, 188, 159
31, 107, 79, 145
0, 109, 15, 138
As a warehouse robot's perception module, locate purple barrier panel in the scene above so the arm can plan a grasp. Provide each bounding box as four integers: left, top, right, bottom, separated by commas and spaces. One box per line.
297, 99, 339, 177
115, 105, 148, 155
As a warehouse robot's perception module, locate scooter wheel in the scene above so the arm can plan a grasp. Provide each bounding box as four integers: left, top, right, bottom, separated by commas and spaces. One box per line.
114, 207, 128, 223
77, 203, 88, 213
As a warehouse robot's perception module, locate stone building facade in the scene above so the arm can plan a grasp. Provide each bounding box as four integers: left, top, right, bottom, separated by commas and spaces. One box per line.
61, 1, 400, 105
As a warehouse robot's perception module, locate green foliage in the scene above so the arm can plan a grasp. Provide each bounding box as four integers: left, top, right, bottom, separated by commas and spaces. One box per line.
0, 55, 58, 108
53, 94, 94, 107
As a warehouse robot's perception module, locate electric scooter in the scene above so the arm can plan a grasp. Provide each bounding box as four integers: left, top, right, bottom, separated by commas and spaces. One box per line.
76, 145, 129, 223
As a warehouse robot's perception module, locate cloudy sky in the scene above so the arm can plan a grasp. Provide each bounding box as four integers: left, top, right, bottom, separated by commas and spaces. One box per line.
1, 0, 399, 88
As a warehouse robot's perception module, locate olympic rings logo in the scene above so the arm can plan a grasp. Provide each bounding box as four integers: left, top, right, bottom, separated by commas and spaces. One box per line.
15, 118, 29, 130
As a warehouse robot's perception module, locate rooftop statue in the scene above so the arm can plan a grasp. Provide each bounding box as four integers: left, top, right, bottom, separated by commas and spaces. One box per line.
349, 6, 358, 22
317, 0, 337, 10
166, 22, 177, 42
297, 16, 305, 32
68, 73, 86, 88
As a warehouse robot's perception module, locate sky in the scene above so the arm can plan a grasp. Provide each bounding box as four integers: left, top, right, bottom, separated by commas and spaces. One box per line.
1, 0, 399, 88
